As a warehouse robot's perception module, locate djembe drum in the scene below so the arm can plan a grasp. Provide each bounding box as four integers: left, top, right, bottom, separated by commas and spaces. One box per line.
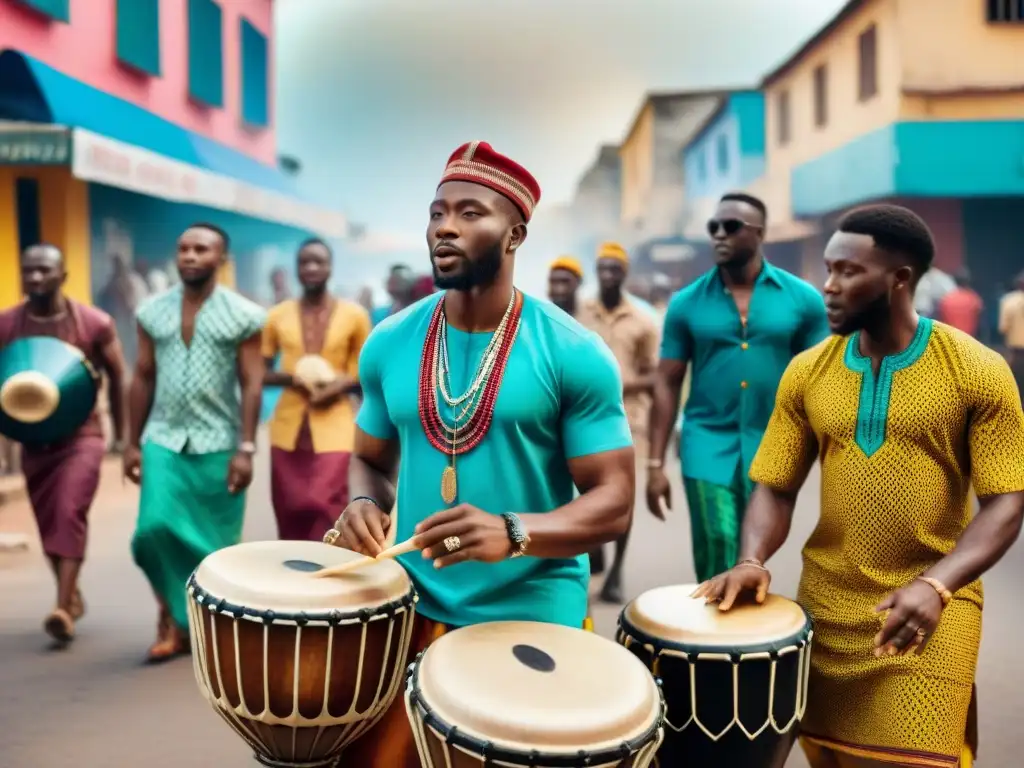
186, 540, 418, 767
405, 621, 665, 767
0, 336, 100, 444
617, 584, 813, 768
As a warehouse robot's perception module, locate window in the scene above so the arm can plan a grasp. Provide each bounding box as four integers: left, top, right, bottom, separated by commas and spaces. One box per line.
777, 90, 791, 146
116, 0, 160, 76
12, 0, 68, 21
987, 0, 1024, 22
15, 178, 42, 257
716, 133, 729, 174
240, 19, 269, 127
813, 65, 828, 127
858, 25, 878, 100
188, 0, 225, 108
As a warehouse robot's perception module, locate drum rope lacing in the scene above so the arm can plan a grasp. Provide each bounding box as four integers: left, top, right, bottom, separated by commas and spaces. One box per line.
617, 629, 812, 743
187, 578, 418, 766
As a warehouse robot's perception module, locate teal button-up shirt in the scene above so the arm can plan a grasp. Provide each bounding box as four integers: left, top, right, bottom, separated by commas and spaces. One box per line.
661, 260, 829, 487
137, 285, 266, 455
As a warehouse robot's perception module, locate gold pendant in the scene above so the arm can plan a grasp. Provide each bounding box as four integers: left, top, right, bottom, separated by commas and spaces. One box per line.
441, 465, 458, 504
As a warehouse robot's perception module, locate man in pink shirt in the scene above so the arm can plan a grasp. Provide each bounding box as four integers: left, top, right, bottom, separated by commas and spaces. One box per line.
937, 269, 983, 337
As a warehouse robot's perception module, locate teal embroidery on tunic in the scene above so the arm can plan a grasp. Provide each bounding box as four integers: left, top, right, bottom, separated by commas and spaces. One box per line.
843, 318, 933, 457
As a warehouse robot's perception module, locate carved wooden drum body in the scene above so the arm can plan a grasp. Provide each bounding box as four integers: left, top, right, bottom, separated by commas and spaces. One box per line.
405, 621, 666, 768
617, 584, 813, 768
186, 540, 418, 767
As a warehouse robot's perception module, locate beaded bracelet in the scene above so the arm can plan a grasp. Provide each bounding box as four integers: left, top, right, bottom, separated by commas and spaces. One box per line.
351, 495, 380, 508
737, 558, 769, 572
916, 576, 953, 607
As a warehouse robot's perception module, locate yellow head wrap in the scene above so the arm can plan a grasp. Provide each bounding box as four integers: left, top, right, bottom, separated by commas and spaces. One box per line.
549, 256, 583, 279
597, 241, 629, 264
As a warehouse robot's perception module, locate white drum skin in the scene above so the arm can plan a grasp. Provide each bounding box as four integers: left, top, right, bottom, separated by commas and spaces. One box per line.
187, 540, 418, 768
405, 621, 665, 768
617, 584, 813, 768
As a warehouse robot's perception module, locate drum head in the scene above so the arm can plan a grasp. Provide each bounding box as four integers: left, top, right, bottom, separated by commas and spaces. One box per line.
622, 584, 810, 650
415, 621, 662, 754
294, 355, 336, 387
191, 540, 412, 617
0, 336, 98, 444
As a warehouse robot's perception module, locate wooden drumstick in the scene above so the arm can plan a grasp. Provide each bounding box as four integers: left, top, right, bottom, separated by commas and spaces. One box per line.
312, 537, 419, 578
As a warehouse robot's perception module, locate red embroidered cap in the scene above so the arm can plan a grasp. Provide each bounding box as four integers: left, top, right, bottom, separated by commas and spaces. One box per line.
438, 141, 541, 222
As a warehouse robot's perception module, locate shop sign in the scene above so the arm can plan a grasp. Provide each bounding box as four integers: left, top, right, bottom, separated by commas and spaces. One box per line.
0, 129, 71, 165
70, 129, 346, 237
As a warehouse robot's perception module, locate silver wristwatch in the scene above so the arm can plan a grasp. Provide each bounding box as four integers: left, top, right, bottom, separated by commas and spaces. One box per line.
237, 441, 257, 455
502, 512, 530, 558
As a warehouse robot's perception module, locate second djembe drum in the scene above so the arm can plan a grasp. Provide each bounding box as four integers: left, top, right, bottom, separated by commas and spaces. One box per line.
186, 540, 418, 767
405, 621, 666, 767
618, 584, 813, 768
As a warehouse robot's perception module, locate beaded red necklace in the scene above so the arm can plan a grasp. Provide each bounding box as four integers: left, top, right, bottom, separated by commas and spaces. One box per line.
418, 290, 524, 503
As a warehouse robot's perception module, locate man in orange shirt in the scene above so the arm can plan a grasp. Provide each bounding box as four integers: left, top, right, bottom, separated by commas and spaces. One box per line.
937, 268, 984, 337
262, 238, 371, 541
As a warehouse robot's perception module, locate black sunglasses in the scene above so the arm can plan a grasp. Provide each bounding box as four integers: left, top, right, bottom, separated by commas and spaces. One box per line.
707, 218, 757, 237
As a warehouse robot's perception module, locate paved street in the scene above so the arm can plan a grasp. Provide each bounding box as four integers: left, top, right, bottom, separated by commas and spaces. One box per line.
1, 447, 1022, 767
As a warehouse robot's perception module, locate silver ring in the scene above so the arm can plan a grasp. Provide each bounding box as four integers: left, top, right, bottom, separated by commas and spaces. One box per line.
443, 536, 462, 553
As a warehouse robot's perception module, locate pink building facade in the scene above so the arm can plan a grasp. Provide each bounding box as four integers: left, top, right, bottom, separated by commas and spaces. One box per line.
0, 0, 275, 163
0, 0, 343, 363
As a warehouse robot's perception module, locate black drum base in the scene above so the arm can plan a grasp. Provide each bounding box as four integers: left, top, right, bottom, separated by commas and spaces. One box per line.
254, 752, 338, 768
657, 728, 797, 768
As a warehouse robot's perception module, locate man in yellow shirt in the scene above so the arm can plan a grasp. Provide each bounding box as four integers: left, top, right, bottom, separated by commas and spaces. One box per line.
696, 205, 1024, 768
262, 238, 371, 540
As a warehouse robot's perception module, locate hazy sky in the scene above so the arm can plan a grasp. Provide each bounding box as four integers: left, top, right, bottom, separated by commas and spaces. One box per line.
274, 0, 848, 271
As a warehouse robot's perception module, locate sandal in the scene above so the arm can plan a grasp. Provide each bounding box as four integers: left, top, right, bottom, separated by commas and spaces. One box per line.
44, 608, 75, 645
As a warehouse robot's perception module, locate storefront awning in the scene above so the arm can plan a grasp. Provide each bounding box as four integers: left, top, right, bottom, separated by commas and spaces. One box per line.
0, 50, 346, 237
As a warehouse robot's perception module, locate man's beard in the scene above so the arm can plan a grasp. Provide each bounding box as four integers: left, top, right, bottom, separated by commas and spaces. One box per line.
433, 239, 503, 291
179, 268, 217, 288
834, 288, 891, 336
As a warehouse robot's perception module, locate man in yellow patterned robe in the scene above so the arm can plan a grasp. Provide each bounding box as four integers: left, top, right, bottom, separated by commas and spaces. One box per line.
694, 204, 1024, 768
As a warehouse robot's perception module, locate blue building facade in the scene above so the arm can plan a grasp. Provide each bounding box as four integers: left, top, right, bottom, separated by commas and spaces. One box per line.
682, 91, 766, 207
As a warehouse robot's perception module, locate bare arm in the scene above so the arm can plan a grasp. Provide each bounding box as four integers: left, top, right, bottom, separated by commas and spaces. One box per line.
235, 333, 264, 444
263, 358, 297, 389
348, 427, 400, 513
98, 326, 128, 444
924, 492, 1024, 593
737, 484, 799, 564
127, 324, 156, 447
518, 447, 634, 558
649, 358, 687, 462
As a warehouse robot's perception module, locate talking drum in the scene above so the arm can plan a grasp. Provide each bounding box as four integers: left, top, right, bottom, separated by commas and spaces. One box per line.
405, 621, 666, 768
617, 585, 813, 768
0, 336, 100, 444
186, 540, 418, 768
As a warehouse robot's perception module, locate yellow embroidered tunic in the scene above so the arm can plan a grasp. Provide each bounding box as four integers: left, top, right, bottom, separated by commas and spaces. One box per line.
750, 319, 1024, 766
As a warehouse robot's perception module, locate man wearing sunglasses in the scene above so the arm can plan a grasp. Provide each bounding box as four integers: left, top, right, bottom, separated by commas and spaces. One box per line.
646, 192, 829, 582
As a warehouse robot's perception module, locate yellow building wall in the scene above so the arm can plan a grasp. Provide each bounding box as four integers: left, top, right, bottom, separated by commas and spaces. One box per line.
895, 0, 1024, 93
762, 0, 902, 231
0, 166, 92, 309
619, 103, 655, 224
0, 171, 19, 310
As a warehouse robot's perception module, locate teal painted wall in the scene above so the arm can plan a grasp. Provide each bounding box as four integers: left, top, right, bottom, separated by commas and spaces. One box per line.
791, 120, 1024, 217
896, 121, 1024, 197
790, 126, 898, 216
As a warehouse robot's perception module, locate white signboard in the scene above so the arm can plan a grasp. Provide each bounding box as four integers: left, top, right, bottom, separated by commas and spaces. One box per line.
71, 129, 346, 237
650, 242, 697, 263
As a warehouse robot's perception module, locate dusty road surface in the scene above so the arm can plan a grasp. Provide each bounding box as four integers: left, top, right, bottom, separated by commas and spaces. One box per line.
1, 448, 1021, 767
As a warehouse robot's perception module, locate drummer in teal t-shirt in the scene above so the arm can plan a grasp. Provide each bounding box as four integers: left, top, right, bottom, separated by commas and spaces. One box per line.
324, 141, 635, 768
